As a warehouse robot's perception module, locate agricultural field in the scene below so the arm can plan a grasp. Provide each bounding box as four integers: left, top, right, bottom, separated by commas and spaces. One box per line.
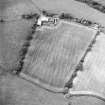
0, 0, 105, 105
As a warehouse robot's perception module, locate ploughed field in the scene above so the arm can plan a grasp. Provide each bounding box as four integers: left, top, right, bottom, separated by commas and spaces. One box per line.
21, 21, 96, 90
